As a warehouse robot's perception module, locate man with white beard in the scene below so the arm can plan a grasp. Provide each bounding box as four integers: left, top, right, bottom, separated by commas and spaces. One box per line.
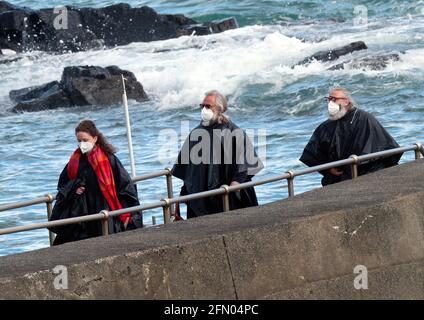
300, 87, 401, 186
172, 90, 263, 218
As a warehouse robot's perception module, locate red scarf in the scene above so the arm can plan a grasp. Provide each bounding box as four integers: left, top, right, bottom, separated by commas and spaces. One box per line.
67, 146, 130, 223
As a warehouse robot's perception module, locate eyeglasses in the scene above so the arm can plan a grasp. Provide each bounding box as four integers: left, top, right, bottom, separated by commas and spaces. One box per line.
324, 96, 348, 103
199, 104, 213, 109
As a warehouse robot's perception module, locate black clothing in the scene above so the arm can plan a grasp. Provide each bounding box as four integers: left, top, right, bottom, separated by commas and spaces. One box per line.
49, 153, 142, 245
300, 108, 401, 186
173, 120, 263, 218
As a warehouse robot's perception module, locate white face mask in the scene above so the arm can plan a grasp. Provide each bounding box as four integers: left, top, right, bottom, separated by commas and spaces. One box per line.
201, 107, 215, 126
79, 141, 95, 154
328, 101, 347, 120
328, 101, 341, 116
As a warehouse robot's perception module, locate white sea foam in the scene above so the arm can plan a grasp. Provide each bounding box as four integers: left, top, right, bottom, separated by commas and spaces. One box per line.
0, 17, 423, 112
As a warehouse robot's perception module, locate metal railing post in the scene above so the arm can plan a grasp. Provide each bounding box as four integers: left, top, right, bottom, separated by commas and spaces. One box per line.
165, 168, 174, 216
414, 142, 422, 160
221, 185, 230, 212
45, 194, 55, 246
350, 155, 359, 179
100, 210, 109, 236
152, 216, 157, 226
162, 198, 171, 224
286, 171, 295, 197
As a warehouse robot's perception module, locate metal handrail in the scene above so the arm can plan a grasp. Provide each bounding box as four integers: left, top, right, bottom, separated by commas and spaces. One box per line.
0, 196, 54, 212
0, 169, 172, 213
0, 143, 422, 239
0, 167, 174, 245
132, 169, 170, 183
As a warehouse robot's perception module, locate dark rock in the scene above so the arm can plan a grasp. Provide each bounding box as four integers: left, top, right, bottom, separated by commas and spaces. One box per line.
0, 6, 59, 53
178, 17, 239, 37
10, 65, 148, 112
9, 81, 61, 102
329, 53, 401, 71
177, 24, 211, 37
11, 81, 72, 112
297, 41, 368, 65
0, 1, 238, 53
296, 40, 399, 72
61, 65, 148, 106
207, 17, 239, 33
0, 0, 19, 13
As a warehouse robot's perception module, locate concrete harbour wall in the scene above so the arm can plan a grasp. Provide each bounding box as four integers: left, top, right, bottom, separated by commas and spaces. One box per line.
0, 160, 423, 299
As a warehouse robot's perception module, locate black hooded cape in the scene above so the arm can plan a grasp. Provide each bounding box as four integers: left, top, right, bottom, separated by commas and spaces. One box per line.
172, 120, 263, 218
300, 108, 401, 186
49, 152, 142, 245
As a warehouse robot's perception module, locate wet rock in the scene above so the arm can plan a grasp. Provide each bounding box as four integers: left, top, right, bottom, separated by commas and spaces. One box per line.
297, 41, 368, 65
295, 40, 400, 72
61, 66, 148, 106
0, 1, 239, 53
178, 17, 239, 36
208, 17, 239, 33
10, 81, 61, 102
11, 81, 72, 112
9, 65, 148, 112
0, 0, 19, 13
177, 24, 211, 37
329, 53, 401, 71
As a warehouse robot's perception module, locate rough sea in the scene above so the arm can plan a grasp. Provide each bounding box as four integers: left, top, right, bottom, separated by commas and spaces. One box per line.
0, 0, 423, 256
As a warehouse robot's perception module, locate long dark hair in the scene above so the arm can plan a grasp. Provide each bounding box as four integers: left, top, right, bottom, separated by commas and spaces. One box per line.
75, 120, 116, 155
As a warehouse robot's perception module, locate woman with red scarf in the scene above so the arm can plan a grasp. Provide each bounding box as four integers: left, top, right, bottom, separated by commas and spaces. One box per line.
49, 120, 142, 245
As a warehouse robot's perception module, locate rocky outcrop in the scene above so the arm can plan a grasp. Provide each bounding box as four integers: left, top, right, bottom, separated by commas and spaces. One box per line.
297, 41, 368, 65
329, 53, 401, 71
297, 41, 401, 71
10, 81, 72, 112
0, 1, 238, 53
177, 17, 239, 36
9, 65, 148, 112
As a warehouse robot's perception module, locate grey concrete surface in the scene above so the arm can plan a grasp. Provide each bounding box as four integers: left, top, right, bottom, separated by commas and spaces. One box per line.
0, 159, 423, 299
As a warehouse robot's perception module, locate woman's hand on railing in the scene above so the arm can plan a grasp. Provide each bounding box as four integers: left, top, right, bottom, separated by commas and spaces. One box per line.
329, 168, 343, 176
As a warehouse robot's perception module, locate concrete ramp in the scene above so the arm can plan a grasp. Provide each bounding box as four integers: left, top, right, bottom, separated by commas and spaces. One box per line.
0, 160, 423, 299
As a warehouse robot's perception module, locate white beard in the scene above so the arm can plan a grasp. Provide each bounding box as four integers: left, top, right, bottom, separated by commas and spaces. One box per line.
329, 107, 348, 121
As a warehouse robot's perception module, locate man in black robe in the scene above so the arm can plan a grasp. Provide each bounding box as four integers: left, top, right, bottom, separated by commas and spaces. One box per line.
300, 87, 401, 186
172, 90, 263, 218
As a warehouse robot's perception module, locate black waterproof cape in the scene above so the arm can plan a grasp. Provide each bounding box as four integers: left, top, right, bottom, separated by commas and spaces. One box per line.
172, 120, 263, 218
49, 153, 142, 245
300, 108, 402, 186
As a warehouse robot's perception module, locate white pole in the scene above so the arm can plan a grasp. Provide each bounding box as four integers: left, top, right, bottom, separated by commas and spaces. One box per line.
121, 75, 137, 178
